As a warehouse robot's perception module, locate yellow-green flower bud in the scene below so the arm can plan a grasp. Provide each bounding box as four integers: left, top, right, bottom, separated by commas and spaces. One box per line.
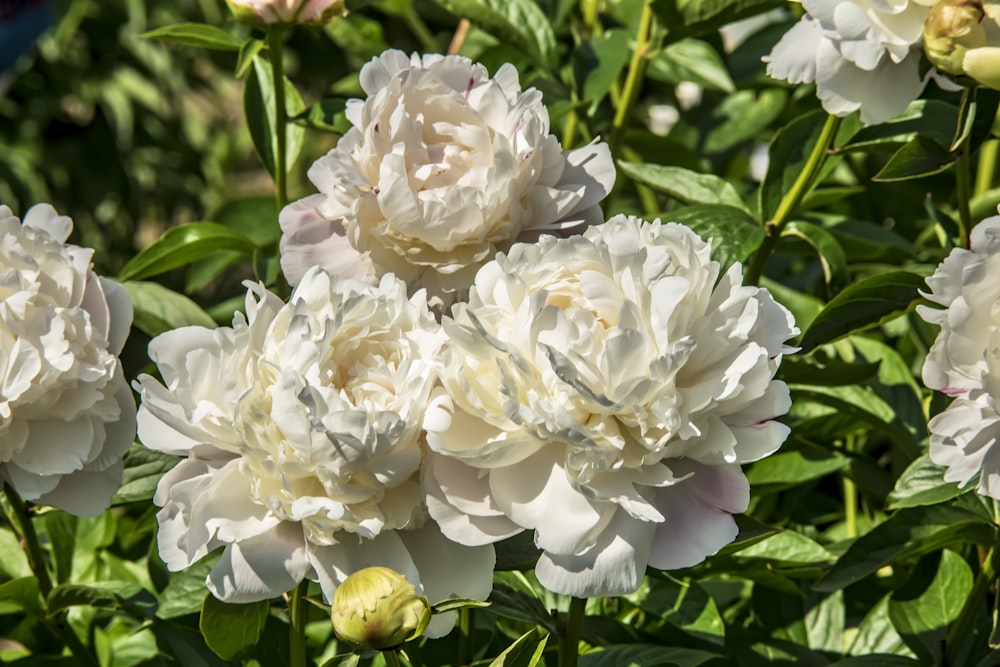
924, 0, 1000, 89
331, 567, 431, 651
226, 0, 347, 27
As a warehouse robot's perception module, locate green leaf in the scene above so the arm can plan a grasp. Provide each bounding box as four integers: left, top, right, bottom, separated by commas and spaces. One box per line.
0, 528, 31, 580
781, 220, 849, 294
639, 577, 725, 644
200, 595, 270, 661
813, 505, 995, 592
428, 0, 557, 71
142, 23, 243, 51
576, 29, 631, 104
488, 572, 556, 632
118, 222, 256, 282
735, 530, 834, 567
887, 454, 968, 510
846, 596, 915, 657
703, 88, 786, 154
292, 99, 350, 135
236, 39, 265, 79
122, 281, 217, 337
798, 270, 926, 353
651, 0, 785, 42
430, 598, 492, 614
873, 136, 956, 182
829, 656, 923, 666
156, 555, 221, 620
111, 444, 179, 505
488, 628, 548, 667
0, 577, 43, 616
842, 100, 960, 154
494, 531, 541, 571
244, 57, 307, 178
660, 204, 765, 270
778, 354, 881, 387
321, 654, 362, 667
619, 162, 749, 212
747, 449, 851, 487
889, 550, 973, 664
646, 38, 735, 92
579, 643, 720, 667
48, 581, 144, 614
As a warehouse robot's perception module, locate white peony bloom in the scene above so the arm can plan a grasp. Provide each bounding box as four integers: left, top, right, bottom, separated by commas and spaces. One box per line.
919, 215, 1000, 497
422, 215, 798, 597
134, 267, 493, 635
227, 0, 345, 24
765, 0, 938, 124
0, 204, 135, 516
279, 49, 616, 310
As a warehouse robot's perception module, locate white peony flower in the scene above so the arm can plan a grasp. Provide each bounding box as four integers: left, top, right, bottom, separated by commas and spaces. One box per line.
919, 215, 1000, 497
422, 215, 797, 597
0, 204, 135, 516
227, 0, 345, 24
765, 0, 938, 124
134, 267, 493, 636
279, 49, 616, 310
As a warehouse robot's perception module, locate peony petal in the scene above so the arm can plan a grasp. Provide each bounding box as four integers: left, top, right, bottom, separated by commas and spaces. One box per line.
36, 459, 125, 517
307, 531, 420, 603
208, 521, 310, 603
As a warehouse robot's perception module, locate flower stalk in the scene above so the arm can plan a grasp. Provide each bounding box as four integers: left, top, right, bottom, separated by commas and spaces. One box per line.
956, 88, 976, 249
558, 597, 586, 667
267, 25, 289, 210
610, 0, 654, 155
746, 113, 842, 285
289, 580, 309, 667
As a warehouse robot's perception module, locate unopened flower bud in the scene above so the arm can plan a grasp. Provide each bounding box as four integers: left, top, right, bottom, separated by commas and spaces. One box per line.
924, 0, 1000, 89
331, 567, 431, 651
227, 0, 346, 26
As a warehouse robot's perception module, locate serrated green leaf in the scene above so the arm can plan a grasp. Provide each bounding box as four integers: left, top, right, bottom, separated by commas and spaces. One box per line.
122, 281, 216, 337
814, 506, 995, 592
111, 444, 179, 506
489, 628, 548, 667
619, 162, 749, 212
244, 57, 306, 179
118, 222, 256, 282
200, 595, 269, 661
798, 270, 926, 352
873, 136, 956, 182
660, 204, 765, 270
143, 23, 242, 51
428, 0, 557, 71
782, 220, 849, 295
887, 454, 968, 510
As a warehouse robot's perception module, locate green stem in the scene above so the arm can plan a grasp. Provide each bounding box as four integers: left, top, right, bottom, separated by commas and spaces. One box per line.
746, 114, 842, 285
267, 26, 289, 211
458, 607, 471, 666
975, 138, 998, 197
385, 650, 404, 667
957, 105, 974, 249
3, 485, 53, 597
289, 580, 309, 667
1, 486, 99, 667
842, 436, 857, 539
558, 597, 586, 667
610, 0, 654, 156
582, 0, 601, 36
946, 545, 996, 665
404, 6, 439, 53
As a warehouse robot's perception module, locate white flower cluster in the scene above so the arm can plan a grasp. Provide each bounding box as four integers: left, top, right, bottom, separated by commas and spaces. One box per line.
134, 49, 796, 617
766, 0, 939, 124
0, 204, 135, 516
279, 50, 616, 310
920, 216, 1000, 498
